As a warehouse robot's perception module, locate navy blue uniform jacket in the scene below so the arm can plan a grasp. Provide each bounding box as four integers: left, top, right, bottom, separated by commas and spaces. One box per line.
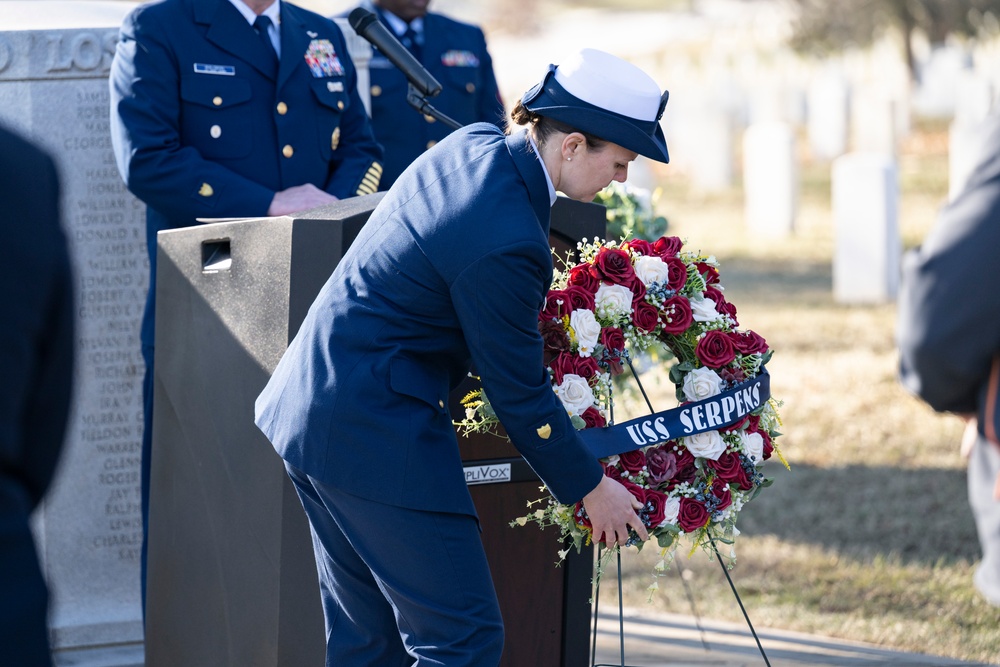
110, 0, 383, 347
351, 3, 505, 189
255, 124, 603, 516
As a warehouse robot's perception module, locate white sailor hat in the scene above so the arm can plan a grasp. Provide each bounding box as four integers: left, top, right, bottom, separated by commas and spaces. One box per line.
521, 48, 670, 163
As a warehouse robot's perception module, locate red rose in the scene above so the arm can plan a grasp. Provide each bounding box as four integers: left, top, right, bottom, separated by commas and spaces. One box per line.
632, 299, 660, 333
618, 449, 646, 474
600, 327, 626, 355
624, 238, 654, 256
540, 289, 571, 321
539, 319, 570, 354
696, 330, 737, 369
641, 488, 669, 528
659, 296, 693, 335
581, 406, 607, 429
574, 501, 592, 529
603, 462, 623, 482
704, 286, 737, 324
731, 330, 769, 355
593, 246, 636, 286
709, 451, 752, 490
646, 445, 678, 486
668, 446, 698, 490
711, 478, 733, 511
628, 277, 647, 303
677, 497, 709, 532
564, 284, 596, 312
567, 263, 600, 293
652, 236, 683, 258
697, 262, 720, 284
663, 256, 688, 293
549, 351, 599, 384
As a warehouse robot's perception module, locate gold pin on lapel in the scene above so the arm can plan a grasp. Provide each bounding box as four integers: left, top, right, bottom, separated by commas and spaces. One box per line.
198, 182, 214, 197
536, 424, 552, 439
331, 126, 341, 151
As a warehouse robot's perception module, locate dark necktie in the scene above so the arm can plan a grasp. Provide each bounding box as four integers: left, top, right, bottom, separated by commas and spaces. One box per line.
401, 24, 421, 62
253, 15, 279, 73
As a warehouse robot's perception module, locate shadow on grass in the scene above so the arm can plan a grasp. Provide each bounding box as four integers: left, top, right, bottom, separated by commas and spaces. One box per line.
720, 257, 833, 306
736, 462, 981, 565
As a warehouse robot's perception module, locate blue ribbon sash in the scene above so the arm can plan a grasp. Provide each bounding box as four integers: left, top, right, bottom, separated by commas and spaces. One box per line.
579, 369, 771, 459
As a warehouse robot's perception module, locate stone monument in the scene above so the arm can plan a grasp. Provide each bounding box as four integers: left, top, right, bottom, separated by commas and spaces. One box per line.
0, 3, 145, 666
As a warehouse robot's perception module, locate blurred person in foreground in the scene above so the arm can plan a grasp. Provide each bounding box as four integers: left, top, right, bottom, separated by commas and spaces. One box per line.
0, 124, 75, 666
897, 111, 1000, 607
255, 48, 669, 665
109, 0, 383, 609
342, 0, 505, 189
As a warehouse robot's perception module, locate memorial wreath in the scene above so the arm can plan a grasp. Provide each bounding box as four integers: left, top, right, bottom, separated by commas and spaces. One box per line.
456, 231, 786, 590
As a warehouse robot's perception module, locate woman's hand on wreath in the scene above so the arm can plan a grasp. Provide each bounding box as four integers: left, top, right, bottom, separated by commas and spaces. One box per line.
582, 475, 649, 547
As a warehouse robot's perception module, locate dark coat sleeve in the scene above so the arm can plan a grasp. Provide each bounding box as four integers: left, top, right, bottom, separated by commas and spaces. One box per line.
0, 126, 74, 508
897, 112, 1000, 414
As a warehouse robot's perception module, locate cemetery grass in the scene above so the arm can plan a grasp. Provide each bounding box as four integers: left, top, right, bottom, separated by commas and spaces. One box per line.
593, 121, 1000, 664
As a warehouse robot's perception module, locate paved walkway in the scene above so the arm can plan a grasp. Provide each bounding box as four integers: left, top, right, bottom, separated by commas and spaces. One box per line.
591, 608, 998, 667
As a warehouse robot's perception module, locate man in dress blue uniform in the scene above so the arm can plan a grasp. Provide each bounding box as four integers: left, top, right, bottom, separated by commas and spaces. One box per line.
0, 124, 75, 667
898, 111, 1000, 607
344, 0, 505, 189
256, 48, 670, 665
109, 0, 383, 609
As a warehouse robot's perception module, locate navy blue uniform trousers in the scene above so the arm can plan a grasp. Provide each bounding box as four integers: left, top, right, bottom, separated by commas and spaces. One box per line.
285, 463, 504, 666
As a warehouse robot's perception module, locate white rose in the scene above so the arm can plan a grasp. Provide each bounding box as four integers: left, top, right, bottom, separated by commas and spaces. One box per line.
554, 373, 596, 416
634, 255, 671, 286
662, 496, 680, 526
570, 309, 601, 357
682, 367, 724, 401
682, 430, 727, 460
740, 430, 764, 463
594, 284, 633, 319
690, 296, 722, 322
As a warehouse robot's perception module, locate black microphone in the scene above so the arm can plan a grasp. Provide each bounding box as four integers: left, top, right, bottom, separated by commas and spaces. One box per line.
348, 7, 442, 98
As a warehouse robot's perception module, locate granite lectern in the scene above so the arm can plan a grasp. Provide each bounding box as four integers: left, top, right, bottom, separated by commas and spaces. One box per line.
146, 194, 602, 666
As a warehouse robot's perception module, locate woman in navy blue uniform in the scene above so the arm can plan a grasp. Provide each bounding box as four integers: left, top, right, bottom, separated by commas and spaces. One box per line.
256, 48, 670, 665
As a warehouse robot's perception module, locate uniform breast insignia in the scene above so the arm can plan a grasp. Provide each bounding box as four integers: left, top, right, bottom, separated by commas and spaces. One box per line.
441, 50, 479, 67
305, 39, 344, 78
198, 183, 214, 197
307, 30, 318, 38
193, 63, 235, 76
536, 424, 552, 440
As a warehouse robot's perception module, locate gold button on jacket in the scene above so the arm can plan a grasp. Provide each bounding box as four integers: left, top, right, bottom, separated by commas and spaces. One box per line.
282, 145, 294, 158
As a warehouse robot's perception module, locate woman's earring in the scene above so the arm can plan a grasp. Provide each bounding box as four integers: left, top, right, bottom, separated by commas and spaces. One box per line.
566, 157, 572, 161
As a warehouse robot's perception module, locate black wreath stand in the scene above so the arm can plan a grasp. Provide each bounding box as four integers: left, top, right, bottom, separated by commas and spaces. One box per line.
589, 355, 772, 667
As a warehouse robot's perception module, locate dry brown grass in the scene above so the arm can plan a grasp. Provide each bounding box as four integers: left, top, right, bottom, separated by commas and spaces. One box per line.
599, 120, 1000, 664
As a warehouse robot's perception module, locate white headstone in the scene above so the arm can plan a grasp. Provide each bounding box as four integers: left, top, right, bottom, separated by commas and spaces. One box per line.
743, 121, 797, 236
851, 86, 897, 156
913, 44, 972, 119
948, 73, 994, 200
0, 3, 146, 665
686, 108, 734, 192
832, 153, 900, 304
807, 72, 849, 161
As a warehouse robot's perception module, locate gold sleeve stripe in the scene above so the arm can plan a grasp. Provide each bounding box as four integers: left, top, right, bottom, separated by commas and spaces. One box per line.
354, 162, 382, 196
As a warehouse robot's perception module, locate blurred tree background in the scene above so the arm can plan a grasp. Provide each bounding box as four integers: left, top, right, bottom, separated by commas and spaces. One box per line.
788, 0, 1000, 81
